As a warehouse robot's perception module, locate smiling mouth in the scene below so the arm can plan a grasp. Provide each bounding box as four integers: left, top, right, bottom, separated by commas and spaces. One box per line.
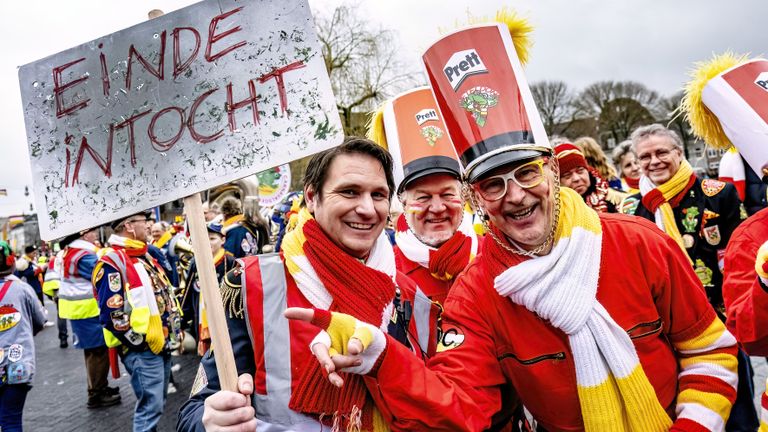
426, 217, 450, 224
347, 222, 374, 230
508, 205, 536, 220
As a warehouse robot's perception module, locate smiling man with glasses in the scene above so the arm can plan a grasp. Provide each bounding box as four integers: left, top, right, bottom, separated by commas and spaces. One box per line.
621, 123, 756, 430
285, 24, 741, 431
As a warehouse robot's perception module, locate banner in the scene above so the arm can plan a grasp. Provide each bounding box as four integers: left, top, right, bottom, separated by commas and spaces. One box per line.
256, 164, 291, 207
18, 0, 343, 240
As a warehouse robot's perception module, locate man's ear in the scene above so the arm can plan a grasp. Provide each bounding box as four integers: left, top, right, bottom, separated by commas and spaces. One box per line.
304, 186, 316, 213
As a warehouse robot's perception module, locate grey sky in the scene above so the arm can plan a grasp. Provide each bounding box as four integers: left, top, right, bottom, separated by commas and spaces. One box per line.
0, 0, 763, 216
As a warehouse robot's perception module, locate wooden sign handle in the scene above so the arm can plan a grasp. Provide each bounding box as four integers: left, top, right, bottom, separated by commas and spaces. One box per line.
183, 193, 238, 391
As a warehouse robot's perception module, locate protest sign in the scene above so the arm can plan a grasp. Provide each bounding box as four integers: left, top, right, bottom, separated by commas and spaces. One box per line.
19, 0, 343, 240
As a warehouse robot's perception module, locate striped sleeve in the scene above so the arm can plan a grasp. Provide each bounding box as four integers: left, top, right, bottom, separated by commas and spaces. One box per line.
672, 317, 738, 432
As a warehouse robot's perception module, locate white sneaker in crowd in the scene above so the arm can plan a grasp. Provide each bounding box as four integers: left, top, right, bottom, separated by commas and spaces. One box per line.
167, 383, 177, 395
171, 363, 181, 373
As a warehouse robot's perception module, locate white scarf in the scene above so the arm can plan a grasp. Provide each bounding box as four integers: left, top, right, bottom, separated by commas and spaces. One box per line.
395, 211, 478, 268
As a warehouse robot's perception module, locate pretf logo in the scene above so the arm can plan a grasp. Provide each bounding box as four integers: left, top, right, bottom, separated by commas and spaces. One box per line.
443, 49, 487, 91
415, 108, 438, 125
755, 72, 768, 91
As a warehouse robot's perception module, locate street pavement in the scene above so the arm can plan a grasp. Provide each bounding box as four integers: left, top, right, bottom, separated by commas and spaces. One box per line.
24, 299, 200, 432
22, 299, 768, 430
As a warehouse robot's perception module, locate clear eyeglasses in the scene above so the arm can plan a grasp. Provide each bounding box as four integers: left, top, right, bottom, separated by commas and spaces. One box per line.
473, 158, 548, 201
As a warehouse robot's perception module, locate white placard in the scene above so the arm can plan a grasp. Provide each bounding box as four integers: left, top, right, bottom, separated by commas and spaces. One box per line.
18, 0, 343, 240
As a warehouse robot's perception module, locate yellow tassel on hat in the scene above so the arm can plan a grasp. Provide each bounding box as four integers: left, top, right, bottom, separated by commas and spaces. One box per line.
366, 103, 388, 150
680, 52, 750, 150
465, 7, 534, 66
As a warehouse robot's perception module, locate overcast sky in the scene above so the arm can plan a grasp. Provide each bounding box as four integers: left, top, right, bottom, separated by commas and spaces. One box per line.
0, 0, 763, 216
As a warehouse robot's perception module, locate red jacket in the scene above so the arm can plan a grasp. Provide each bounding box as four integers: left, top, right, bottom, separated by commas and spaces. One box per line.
723, 207, 768, 354
394, 247, 453, 305
367, 214, 736, 431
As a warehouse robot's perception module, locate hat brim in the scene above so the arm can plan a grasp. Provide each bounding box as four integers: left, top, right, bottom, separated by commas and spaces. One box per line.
466, 149, 549, 183
110, 210, 153, 230
399, 167, 461, 194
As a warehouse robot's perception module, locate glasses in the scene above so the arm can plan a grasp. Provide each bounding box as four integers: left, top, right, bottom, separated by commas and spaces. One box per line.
637, 148, 676, 165
125, 218, 149, 224
473, 158, 548, 201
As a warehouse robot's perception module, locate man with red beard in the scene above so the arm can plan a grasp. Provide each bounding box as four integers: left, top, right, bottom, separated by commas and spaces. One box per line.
368, 87, 479, 306
554, 142, 626, 213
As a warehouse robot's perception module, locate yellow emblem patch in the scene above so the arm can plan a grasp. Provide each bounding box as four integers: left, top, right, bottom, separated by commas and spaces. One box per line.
701, 179, 726, 197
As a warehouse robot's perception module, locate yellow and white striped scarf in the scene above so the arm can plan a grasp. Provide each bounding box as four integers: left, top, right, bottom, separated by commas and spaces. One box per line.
494, 188, 672, 431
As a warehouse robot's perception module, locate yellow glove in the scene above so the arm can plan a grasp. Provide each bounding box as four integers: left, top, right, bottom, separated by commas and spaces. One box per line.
146, 314, 165, 354
757, 240, 768, 285
308, 309, 385, 375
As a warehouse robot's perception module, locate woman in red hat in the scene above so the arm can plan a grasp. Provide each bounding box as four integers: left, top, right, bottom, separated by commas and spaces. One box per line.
554, 142, 627, 212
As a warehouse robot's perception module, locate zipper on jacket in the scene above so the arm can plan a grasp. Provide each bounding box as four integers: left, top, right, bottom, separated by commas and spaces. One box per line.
498, 351, 566, 365
626, 317, 663, 339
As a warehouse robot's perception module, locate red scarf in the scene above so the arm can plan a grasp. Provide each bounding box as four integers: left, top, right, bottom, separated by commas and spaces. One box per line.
288, 219, 395, 430
641, 174, 696, 212
429, 231, 472, 281
624, 176, 640, 191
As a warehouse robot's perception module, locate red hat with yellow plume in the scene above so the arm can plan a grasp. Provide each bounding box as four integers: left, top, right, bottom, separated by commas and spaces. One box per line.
367, 87, 461, 194
422, 8, 551, 183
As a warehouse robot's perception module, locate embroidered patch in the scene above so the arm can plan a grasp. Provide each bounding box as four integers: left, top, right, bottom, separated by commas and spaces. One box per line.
681, 206, 700, 233
110, 311, 130, 332
436, 327, 465, 353
190, 362, 208, 396
701, 179, 726, 197
8, 363, 28, 384
93, 267, 104, 283
683, 234, 695, 249
619, 197, 640, 215
8, 344, 23, 362
106, 294, 124, 309
0, 305, 21, 332
703, 225, 722, 246
240, 238, 252, 254
694, 259, 713, 286
701, 209, 719, 230
107, 272, 122, 293
124, 330, 144, 346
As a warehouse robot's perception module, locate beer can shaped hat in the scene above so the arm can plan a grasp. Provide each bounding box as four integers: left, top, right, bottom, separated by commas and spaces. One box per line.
368, 87, 461, 194
422, 23, 551, 183
682, 53, 768, 179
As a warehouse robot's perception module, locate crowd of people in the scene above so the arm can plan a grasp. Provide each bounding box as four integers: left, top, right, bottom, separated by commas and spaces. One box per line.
3, 12, 768, 432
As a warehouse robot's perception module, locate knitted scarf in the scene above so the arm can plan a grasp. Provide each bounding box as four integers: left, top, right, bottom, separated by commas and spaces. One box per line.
623, 176, 640, 193
282, 208, 394, 432
639, 160, 695, 262
583, 167, 611, 213
394, 211, 478, 281
152, 230, 173, 248
107, 234, 149, 256
488, 188, 672, 432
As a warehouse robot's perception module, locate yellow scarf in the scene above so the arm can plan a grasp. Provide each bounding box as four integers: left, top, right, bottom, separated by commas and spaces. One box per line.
152, 230, 173, 248
640, 160, 694, 264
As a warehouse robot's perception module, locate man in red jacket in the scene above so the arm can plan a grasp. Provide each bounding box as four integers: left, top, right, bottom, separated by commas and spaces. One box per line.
289, 23, 739, 432
369, 87, 479, 306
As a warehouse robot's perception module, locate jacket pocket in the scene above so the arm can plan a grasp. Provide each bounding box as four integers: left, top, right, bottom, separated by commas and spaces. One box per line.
626, 317, 662, 340
498, 351, 566, 365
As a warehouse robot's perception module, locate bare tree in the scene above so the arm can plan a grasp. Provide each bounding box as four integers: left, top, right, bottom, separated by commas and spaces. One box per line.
314, 3, 422, 135
575, 81, 663, 143
661, 91, 695, 159
530, 80, 579, 136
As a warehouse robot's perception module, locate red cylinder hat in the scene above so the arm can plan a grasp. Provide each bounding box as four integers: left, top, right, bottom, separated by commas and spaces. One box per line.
554, 143, 588, 174
682, 54, 768, 179
422, 23, 551, 183
367, 87, 461, 193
